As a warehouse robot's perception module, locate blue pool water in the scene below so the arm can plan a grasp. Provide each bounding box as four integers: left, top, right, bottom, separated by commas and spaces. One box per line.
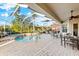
15, 35, 40, 42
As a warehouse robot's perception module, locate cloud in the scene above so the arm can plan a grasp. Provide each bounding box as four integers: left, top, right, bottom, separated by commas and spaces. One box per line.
1, 13, 9, 17
0, 3, 17, 11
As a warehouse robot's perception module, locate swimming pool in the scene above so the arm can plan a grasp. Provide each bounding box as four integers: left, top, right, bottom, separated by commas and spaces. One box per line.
15, 35, 40, 42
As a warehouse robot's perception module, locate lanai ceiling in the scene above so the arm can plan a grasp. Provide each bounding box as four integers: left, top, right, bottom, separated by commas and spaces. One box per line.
44, 3, 79, 21
28, 3, 79, 23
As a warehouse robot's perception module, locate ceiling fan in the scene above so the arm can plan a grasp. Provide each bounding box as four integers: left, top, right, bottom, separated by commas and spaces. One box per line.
69, 10, 79, 20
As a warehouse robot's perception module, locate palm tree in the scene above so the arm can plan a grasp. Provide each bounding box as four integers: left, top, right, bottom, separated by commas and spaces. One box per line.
11, 5, 34, 33
31, 14, 38, 33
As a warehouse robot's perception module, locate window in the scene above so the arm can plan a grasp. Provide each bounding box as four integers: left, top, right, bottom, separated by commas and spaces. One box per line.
62, 24, 67, 32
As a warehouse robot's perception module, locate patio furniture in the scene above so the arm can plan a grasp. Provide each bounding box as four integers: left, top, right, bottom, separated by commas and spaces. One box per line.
60, 33, 66, 47
60, 33, 77, 49
65, 36, 77, 50
75, 37, 79, 50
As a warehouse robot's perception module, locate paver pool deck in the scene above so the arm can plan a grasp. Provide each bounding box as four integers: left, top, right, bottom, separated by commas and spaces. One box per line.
0, 34, 79, 56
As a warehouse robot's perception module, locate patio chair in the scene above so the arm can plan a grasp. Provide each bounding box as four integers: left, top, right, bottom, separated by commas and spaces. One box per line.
60, 33, 66, 46
60, 33, 76, 49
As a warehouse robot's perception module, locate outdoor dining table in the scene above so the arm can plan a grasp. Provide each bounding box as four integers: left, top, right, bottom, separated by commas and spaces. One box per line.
60, 34, 79, 50
67, 36, 79, 50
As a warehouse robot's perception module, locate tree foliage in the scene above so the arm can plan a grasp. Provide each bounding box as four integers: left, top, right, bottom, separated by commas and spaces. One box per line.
11, 5, 49, 33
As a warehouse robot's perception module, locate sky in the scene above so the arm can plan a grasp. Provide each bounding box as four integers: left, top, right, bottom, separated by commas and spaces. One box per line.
0, 3, 54, 26
0, 3, 32, 25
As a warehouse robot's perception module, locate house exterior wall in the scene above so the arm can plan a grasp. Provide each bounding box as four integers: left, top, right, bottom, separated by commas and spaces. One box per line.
64, 18, 79, 36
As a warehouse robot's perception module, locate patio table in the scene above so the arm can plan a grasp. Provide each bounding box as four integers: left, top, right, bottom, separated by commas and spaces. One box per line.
69, 36, 79, 50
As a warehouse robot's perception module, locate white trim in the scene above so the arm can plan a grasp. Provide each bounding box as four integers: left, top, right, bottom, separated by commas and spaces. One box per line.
11, 5, 20, 16
0, 40, 15, 48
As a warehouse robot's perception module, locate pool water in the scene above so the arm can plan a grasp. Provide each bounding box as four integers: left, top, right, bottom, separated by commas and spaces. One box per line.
15, 35, 40, 42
